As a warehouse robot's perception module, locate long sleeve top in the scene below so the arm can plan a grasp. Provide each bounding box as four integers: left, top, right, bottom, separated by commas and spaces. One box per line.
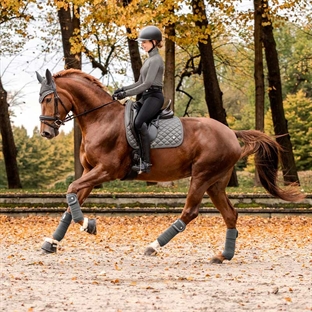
123, 48, 164, 97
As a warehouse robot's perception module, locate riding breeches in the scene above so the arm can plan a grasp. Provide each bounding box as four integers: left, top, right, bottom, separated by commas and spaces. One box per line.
134, 91, 164, 131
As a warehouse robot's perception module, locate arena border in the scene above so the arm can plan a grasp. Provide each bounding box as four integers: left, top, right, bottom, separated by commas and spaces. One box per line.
0, 193, 311, 217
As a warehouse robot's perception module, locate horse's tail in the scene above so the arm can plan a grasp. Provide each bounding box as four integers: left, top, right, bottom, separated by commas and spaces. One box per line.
234, 130, 305, 202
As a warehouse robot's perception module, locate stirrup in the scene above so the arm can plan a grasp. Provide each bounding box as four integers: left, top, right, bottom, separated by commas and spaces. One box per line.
132, 160, 152, 174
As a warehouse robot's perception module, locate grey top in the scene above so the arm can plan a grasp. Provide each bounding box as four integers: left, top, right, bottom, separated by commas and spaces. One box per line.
123, 48, 164, 97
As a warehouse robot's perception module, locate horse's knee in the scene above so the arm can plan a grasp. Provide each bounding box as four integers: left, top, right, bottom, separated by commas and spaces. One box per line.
67, 183, 77, 194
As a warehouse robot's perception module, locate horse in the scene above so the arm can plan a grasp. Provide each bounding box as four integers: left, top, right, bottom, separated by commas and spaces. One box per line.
36, 68, 304, 263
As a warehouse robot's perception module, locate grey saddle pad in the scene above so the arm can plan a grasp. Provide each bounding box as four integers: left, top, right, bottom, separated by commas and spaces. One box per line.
125, 104, 184, 150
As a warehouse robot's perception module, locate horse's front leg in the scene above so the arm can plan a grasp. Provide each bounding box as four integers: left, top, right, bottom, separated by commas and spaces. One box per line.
41, 186, 94, 253
144, 179, 206, 256
65, 191, 97, 235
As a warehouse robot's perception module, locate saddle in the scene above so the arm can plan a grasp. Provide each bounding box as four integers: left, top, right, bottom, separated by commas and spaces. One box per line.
124, 100, 184, 150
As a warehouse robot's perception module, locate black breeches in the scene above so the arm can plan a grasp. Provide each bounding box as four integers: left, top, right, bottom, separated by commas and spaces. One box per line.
134, 92, 164, 131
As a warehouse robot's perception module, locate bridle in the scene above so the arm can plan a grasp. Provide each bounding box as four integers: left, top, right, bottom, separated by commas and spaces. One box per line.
39, 78, 118, 131
39, 87, 69, 130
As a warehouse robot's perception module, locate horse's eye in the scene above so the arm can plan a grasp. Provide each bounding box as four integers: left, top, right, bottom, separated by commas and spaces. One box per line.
46, 98, 52, 103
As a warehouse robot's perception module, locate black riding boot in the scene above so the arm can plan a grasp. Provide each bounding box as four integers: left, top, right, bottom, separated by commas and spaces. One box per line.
132, 123, 152, 173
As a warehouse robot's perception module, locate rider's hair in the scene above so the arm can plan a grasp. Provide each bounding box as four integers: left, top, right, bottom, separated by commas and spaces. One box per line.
154, 40, 163, 48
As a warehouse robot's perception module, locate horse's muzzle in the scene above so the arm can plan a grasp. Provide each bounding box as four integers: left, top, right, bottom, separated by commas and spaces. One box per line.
41, 128, 59, 139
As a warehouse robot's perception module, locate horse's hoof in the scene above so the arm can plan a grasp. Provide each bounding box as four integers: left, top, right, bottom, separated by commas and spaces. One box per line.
41, 241, 57, 253
209, 257, 223, 264
86, 218, 97, 235
144, 247, 157, 256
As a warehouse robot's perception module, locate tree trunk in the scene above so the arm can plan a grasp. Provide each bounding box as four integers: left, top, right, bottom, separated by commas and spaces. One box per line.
58, 7, 81, 70
192, 0, 238, 186
163, 22, 175, 110
0, 77, 22, 188
261, 5, 300, 184
253, 0, 265, 186
126, 27, 142, 81
58, 5, 83, 180
254, 0, 265, 132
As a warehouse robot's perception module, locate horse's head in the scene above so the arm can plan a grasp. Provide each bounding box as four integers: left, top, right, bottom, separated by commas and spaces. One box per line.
36, 69, 68, 139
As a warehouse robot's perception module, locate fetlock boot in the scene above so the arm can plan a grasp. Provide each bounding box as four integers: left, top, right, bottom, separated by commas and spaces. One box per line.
132, 123, 152, 173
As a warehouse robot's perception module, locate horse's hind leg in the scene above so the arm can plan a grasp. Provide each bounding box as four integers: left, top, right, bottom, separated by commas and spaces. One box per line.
144, 177, 208, 256
41, 186, 94, 253
206, 174, 239, 264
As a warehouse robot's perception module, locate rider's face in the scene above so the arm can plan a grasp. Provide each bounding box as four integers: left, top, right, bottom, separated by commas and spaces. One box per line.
141, 40, 154, 52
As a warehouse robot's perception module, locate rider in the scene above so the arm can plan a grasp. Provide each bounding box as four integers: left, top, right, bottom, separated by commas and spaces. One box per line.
113, 25, 164, 173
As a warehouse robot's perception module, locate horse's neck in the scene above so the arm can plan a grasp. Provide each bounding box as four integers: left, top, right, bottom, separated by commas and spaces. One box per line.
59, 78, 120, 118
57, 76, 125, 132
73, 96, 124, 133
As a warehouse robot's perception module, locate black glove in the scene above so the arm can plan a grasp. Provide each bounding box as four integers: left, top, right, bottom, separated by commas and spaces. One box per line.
114, 91, 127, 100
113, 88, 124, 97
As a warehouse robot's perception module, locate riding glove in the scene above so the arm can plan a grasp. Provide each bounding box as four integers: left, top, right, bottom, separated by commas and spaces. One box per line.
114, 91, 127, 100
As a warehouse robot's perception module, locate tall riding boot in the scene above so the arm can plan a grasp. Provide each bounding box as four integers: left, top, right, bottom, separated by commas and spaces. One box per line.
132, 123, 152, 173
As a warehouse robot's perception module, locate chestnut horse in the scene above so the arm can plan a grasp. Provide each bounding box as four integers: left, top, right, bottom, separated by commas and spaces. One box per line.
36, 69, 304, 263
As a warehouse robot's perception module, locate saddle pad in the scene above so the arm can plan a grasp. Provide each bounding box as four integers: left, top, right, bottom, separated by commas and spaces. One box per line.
126, 117, 184, 150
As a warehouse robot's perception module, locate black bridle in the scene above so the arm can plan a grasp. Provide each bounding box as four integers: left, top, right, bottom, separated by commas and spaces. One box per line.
39, 84, 118, 130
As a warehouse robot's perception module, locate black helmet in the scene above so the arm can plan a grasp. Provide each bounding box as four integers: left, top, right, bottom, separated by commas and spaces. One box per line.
136, 26, 162, 41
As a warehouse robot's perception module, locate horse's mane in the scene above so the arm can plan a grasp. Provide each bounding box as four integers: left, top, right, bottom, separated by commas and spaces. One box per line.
54, 69, 106, 90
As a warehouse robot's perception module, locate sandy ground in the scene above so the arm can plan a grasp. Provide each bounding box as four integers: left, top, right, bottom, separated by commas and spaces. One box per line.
0, 215, 311, 312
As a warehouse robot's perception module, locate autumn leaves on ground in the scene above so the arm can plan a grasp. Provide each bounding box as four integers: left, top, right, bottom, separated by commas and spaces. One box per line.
1, 215, 311, 312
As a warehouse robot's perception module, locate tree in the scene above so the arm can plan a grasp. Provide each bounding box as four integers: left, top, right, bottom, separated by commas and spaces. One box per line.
14, 126, 50, 188
164, 19, 176, 109
254, 0, 265, 132
282, 91, 312, 170
57, 3, 82, 180
0, 0, 35, 55
0, 0, 36, 188
0, 78, 22, 188
191, 0, 238, 186
261, 0, 299, 184
265, 90, 312, 171
126, 28, 142, 81
275, 22, 312, 98
122, 0, 142, 81
11, 126, 74, 188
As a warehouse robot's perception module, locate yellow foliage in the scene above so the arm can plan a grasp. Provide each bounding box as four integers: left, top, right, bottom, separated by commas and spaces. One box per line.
244, 154, 256, 173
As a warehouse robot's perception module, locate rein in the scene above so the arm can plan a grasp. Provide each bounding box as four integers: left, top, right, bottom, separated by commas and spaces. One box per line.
62, 100, 118, 123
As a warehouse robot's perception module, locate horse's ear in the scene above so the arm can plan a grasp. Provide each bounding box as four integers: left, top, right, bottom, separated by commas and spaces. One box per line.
45, 69, 53, 85
36, 71, 44, 83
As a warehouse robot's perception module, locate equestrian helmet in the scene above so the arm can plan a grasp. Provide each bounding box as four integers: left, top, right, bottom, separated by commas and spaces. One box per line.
136, 26, 162, 42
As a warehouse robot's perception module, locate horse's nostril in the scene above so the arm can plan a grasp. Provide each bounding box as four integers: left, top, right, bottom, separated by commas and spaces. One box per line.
41, 131, 51, 137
